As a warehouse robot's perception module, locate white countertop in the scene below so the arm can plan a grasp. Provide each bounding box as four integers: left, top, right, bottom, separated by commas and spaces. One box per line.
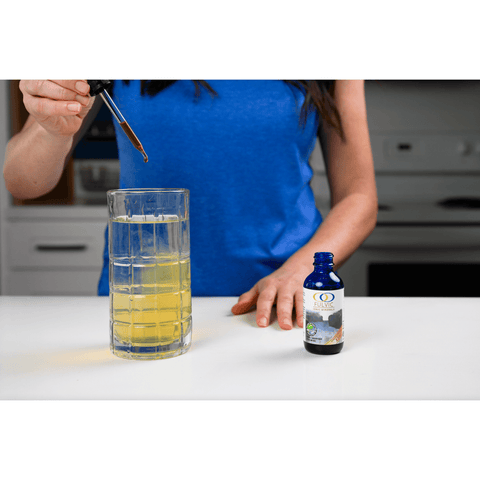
1, 296, 479, 400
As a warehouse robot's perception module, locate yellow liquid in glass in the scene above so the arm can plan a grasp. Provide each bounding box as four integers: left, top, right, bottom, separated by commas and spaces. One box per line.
110, 217, 191, 359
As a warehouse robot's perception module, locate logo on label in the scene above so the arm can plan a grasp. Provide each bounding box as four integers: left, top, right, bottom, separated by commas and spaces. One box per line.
313, 292, 335, 302
306, 323, 317, 336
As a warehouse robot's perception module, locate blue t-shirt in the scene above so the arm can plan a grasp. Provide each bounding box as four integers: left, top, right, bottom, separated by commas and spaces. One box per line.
98, 80, 322, 296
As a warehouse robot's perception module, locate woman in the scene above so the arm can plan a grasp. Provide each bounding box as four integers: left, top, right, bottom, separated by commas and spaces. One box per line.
4, 79, 378, 330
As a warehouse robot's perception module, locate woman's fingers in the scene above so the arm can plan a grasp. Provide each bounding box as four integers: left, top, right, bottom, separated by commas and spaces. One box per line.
231, 272, 305, 330
231, 285, 259, 315
276, 289, 294, 330
20, 80, 91, 119
232, 282, 280, 328
231, 258, 311, 330
295, 289, 304, 328
24, 94, 83, 118
20, 80, 90, 101
255, 287, 277, 328
19, 80, 95, 136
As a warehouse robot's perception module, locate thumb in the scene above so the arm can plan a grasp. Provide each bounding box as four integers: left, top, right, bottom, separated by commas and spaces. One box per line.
231, 285, 259, 315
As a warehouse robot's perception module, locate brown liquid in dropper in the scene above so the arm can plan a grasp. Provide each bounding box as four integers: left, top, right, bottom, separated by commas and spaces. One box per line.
120, 121, 148, 163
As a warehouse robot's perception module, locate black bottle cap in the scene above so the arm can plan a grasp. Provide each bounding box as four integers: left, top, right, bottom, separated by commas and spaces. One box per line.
87, 80, 112, 96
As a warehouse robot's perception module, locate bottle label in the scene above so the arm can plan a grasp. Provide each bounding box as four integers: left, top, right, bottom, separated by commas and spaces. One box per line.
303, 288, 344, 345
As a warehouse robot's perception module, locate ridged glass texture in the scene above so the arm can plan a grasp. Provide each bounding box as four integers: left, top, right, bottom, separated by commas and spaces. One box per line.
107, 189, 191, 360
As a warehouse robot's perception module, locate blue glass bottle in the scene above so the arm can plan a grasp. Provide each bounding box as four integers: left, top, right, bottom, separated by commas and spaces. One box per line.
303, 252, 344, 355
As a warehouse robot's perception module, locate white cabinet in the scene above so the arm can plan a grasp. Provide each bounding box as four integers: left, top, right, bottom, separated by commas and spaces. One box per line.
7, 221, 105, 269
2, 207, 108, 296
7, 271, 104, 295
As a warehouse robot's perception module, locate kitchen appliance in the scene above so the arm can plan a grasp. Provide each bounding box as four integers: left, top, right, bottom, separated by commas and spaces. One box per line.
310, 80, 480, 297
73, 101, 120, 204
74, 159, 119, 205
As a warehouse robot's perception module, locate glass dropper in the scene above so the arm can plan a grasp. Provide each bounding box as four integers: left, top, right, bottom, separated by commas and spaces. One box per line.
87, 80, 148, 163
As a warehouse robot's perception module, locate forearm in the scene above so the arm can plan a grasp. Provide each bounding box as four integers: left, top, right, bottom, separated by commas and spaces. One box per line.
287, 80, 377, 271
4, 120, 73, 199
283, 191, 378, 272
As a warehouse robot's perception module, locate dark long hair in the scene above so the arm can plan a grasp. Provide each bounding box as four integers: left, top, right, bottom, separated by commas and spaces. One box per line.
121, 80, 344, 139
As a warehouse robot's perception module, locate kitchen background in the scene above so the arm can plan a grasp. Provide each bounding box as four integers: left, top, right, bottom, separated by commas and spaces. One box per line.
1, 80, 479, 296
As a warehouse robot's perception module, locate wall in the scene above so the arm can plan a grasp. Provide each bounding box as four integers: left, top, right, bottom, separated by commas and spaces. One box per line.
0, 80, 10, 294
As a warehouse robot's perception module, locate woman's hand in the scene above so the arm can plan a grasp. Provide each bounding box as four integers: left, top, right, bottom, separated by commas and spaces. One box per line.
231, 262, 312, 330
4, 80, 99, 200
19, 80, 95, 138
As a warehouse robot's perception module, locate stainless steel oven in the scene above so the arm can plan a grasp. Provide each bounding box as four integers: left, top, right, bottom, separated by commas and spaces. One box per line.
310, 80, 480, 297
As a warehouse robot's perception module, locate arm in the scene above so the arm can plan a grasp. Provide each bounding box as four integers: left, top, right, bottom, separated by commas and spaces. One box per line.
285, 79, 378, 270
231, 80, 378, 329
3, 80, 101, 199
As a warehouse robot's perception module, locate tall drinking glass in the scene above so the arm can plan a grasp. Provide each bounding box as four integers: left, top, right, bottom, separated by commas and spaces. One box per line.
107, 188, 191, 360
